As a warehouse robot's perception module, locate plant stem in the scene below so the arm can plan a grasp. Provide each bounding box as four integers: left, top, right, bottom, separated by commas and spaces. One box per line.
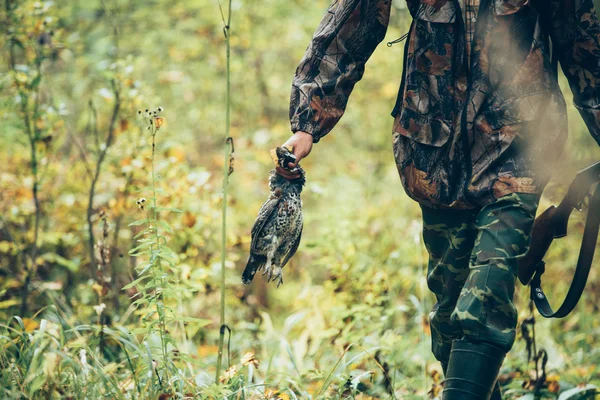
11, 38, 42, 317
20, 89, 40, 317
150, 127, 169, 385
216, 0, 233, 383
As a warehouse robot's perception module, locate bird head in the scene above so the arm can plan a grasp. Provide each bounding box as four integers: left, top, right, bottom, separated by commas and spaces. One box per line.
270, 146, 297, 169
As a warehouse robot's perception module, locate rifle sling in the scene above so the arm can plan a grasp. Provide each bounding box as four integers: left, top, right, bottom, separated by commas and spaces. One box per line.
530, 184, 600, 318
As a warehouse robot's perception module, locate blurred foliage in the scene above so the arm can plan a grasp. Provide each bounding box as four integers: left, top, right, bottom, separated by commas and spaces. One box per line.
0, 0, 599, 398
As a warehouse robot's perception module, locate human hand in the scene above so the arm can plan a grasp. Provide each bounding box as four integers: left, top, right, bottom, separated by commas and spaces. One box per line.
275, 131, 313, 180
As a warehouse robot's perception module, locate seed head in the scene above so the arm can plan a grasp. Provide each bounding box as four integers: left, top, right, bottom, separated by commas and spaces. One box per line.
136, 198, 147, 210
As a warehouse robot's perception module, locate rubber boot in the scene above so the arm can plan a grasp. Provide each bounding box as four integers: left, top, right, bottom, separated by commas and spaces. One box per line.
442, 339, 505, 400
441, 361, 503, 399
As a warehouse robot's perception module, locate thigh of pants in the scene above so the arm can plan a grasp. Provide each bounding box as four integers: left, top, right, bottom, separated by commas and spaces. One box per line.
422, 192, 539, 360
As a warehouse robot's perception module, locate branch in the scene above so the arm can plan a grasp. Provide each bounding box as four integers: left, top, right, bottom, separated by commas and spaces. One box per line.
87, 79, 121, 272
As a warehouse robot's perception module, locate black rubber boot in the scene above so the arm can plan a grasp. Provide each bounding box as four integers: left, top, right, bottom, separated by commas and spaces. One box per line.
441, 361, 503, 399
442, 339, 505, 400
491, 384, 503, 400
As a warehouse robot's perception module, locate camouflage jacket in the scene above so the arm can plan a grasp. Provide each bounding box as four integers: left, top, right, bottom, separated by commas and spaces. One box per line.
289, 0, 600, 209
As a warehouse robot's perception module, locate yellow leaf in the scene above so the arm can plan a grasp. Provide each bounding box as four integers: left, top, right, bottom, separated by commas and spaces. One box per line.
182, 212, 197, 228
23, 318, 39, 333
0, 299, 20, 309
92, 282, 104, 296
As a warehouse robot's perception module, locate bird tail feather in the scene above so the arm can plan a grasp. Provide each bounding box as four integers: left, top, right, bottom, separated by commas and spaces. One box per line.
242, 254, 267, 285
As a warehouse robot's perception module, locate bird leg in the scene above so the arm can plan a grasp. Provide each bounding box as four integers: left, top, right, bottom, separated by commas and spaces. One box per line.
270, 266, 283, 287
261, 254, 273, 279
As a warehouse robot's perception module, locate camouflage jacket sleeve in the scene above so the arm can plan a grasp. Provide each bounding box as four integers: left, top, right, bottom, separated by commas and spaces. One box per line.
539, 0, 600, 145
289, 0, 392, 143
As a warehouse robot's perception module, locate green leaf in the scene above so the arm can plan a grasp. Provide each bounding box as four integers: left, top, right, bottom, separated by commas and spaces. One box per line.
156, 207, 182, 213
558, 385, 597, 400
129, 241, 153, 254
0, 299, 20, 309
129, 219, 149, 227
27, 372, 47, 395
122, 276, 151, 290
41, 253, 79, 272
29, 74, 41, 89
157, 220, 173, 233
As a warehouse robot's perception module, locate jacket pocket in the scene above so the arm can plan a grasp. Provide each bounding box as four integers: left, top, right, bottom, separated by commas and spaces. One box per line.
494, 0, 530, 16
478, 89, 554, 131
393, 1, 458, 147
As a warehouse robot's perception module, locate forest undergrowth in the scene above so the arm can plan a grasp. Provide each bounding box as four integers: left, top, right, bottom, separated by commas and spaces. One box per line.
1, 0, 600, 399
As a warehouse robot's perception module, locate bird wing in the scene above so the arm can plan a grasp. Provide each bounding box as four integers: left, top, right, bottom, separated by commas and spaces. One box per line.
280, 223, 302, 269
250, 197, 280, 252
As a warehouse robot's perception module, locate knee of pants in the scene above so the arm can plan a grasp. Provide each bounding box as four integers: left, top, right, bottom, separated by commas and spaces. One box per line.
429, 305, 463, 361
450, 264, 518, 352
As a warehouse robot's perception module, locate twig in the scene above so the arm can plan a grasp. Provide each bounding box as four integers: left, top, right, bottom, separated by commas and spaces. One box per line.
7, 10, 44, 317
87, 80, 121, 273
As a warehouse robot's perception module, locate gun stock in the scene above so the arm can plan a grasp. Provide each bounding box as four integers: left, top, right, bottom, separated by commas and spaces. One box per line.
518, 205, 557, 285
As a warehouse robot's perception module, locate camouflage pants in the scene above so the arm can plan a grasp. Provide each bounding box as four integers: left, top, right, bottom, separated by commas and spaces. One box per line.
421, 193, 539, 363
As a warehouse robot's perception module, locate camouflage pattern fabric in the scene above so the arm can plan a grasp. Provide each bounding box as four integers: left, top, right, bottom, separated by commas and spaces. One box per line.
422, 192, 538, 362
289, 0, 600, 209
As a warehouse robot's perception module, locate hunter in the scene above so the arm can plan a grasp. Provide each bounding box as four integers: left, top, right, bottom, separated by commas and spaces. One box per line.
276, 0, 600, 398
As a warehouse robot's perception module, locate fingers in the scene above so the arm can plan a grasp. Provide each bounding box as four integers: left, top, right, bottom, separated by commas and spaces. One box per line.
276, 166, 301, 180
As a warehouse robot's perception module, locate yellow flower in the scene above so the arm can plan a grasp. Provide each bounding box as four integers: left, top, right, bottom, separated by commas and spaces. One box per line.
219, 365, 237, 383
264, 389, 283, 399
241, 352, 259, 368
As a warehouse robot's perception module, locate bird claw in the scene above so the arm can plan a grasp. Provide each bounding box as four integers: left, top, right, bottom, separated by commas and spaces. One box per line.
270, 266, 283, 287
262, 265, 283, 287
262, 265, 271, 278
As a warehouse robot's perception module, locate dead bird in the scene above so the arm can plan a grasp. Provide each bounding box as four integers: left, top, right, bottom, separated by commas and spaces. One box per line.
242, 146, 304, 287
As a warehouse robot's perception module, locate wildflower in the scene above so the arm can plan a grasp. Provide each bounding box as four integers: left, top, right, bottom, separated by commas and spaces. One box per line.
219, 365, 237, 383
548, 381, 560, 393
93, 303, 106, 316
241, 352, 259, 368
547, 374, 560, 393
136, 198, 147, 210
264, 389, 284, 399
157, 106, 164, 112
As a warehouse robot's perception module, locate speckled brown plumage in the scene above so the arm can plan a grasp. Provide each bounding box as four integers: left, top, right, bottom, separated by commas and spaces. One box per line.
242, 148, 305, 287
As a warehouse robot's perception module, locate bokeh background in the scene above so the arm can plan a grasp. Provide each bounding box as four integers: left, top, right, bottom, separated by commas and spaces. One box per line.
0, 0, 599, 398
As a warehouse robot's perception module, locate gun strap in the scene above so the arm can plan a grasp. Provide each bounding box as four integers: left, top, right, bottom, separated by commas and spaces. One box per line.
530, 184, 600, 318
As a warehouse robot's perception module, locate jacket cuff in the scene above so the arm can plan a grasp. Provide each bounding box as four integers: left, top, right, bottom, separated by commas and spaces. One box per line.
575, 104, 600, 146
290, 121, 321, 143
